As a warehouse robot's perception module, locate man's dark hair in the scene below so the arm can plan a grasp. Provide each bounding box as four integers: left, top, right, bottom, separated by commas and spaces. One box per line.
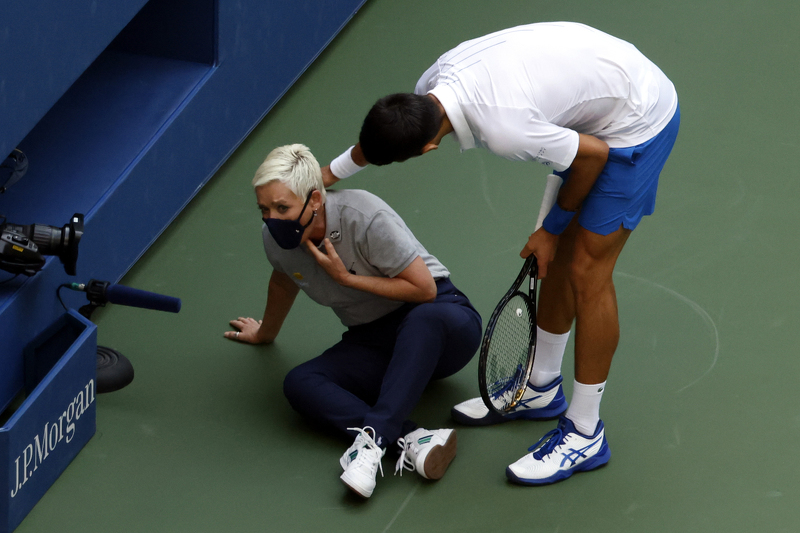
359, 93, 442, 166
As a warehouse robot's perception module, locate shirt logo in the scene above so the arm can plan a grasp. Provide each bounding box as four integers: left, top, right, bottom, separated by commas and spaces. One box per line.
292, 272, 304, 280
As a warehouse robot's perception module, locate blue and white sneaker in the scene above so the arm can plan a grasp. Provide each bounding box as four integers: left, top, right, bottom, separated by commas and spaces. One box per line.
340, 427, 385, 498
450, 376, 567, 426
506, 416, 610, 485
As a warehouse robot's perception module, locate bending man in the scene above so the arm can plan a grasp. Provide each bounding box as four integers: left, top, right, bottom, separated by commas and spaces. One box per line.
321, 22, 680, 485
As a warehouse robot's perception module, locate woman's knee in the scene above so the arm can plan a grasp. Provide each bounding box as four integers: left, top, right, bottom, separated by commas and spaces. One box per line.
402, 303, 481, 371
283, 364, 315, 407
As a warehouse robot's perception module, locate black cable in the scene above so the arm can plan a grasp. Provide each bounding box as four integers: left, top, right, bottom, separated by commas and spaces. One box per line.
57, 283, 72, 312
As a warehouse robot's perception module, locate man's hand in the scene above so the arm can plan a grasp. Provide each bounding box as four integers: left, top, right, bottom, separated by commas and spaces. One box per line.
305, 238, 351, 285
224, 317, 271, 344
520, 227, 559, 279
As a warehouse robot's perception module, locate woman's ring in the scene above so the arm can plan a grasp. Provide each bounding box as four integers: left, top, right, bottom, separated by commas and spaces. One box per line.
236, 331, 240, 339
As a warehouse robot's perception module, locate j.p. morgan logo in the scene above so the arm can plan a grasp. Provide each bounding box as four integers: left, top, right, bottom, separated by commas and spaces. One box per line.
9, 379, 95, 498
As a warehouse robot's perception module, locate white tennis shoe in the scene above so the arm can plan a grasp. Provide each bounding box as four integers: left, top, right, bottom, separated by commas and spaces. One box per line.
506, 416, 610, 485
451, 376, 567, 426
395, 428, 457, 480
340, 426, 385, 498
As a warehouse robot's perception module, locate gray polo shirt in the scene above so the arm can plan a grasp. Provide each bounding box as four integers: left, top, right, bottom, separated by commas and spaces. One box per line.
262, 189, 450, 327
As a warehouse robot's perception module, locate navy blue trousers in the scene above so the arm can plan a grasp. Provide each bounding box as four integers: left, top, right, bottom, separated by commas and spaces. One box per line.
283, 278, 482, 445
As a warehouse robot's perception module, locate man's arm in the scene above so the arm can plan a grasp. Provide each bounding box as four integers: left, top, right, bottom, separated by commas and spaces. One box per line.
306, 239, 437, 303
225, 270, 300, 344
321, 166, 340, 188
322, 143, 369, 187
519, 134, 609, 277
555, 133, 609, 211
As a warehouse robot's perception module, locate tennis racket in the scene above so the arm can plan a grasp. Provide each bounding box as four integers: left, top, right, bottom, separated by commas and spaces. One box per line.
478, 174, 562, 415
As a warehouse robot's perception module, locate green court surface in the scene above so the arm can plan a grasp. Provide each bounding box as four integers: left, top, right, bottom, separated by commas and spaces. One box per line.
14, 0, 800, 531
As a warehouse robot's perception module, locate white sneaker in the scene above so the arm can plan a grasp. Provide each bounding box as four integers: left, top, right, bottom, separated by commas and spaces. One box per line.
339, 427, 385, 498
451, 376, 567, 426
506, 416, 610, 485
395, 428, 457, 480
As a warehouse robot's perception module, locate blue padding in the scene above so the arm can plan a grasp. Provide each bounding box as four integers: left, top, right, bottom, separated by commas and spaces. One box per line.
0, 0, 149, 157
0, 51, 211, 224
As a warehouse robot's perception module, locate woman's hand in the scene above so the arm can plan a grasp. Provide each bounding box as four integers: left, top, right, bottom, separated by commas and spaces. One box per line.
308, 238, 436, 302
224, 316, 270, 344
305, 238, 352, 286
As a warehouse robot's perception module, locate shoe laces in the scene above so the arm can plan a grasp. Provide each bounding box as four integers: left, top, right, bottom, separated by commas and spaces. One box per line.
489, 364, 525, 400
528, 427, 565, 460
394, 436, 418, 476
346, 427, 384, 477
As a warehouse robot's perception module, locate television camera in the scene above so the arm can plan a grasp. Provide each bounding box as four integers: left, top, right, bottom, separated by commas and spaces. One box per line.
0, 213, 84, 276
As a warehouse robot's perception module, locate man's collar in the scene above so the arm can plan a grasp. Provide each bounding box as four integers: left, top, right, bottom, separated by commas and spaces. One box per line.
429, 85, 474, 151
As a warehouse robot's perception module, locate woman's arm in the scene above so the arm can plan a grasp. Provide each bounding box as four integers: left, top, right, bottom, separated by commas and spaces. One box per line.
306, 239, 437, 303
224, 270, 300, 344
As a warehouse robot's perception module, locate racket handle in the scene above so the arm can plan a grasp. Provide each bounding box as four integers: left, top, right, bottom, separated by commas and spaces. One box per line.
535, 174, 563, 231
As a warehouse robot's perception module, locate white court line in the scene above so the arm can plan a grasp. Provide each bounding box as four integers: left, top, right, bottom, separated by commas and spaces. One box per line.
382, 484, 419, 533
615, 272, 721, 393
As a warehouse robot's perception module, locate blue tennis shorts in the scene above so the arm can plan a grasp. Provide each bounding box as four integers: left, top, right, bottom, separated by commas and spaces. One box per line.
556, 103, 681, 236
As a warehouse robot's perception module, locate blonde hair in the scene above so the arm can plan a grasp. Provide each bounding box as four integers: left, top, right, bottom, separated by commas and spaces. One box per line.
252, 144, 326, 202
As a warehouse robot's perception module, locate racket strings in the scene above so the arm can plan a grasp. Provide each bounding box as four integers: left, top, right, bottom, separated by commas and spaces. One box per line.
484, 294, 533, 408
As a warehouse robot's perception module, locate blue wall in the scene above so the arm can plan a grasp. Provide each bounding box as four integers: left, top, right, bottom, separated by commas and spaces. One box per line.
0, 0, 367, 412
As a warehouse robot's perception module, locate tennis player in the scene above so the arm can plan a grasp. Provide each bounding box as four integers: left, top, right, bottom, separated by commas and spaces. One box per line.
224, 144, 482, 498
321, 22, 680, 485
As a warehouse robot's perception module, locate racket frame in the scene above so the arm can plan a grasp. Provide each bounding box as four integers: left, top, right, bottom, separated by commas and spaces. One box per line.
478, 255, 539, 415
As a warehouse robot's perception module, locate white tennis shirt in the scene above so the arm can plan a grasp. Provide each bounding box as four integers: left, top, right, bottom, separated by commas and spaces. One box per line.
415, 22, 678, 172
263, 189, 450, 327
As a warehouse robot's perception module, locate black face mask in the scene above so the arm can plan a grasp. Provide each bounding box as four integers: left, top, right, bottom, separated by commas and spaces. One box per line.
263, 191, 316, 250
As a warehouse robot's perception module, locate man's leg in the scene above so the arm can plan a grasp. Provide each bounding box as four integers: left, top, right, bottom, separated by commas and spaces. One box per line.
525, 217, 578, 391
537, 217, 630, 384
570, 223, 631, 384
450, 236, 578, 426
505, 223, 630, 486
537, 215, 579, 334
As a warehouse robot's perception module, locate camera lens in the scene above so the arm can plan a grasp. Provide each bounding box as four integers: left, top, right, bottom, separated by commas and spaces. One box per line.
30, 214, 83, 275
31, 224, 64, 255
0, 213, 83, 276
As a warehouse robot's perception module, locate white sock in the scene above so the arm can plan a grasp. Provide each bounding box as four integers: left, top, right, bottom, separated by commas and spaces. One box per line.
565, 380, 606, 436
529, 327, 570, 387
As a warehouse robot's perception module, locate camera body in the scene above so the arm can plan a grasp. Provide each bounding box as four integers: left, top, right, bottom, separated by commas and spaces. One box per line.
0, 213, 84, 276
